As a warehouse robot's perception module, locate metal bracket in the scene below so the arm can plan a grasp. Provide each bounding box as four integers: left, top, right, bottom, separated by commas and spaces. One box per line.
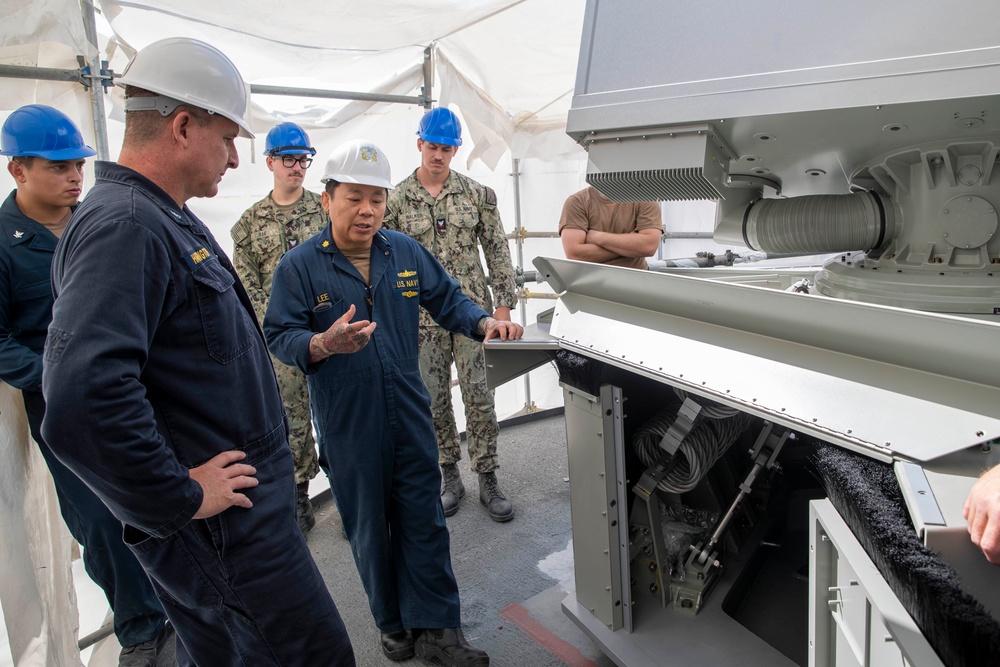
674, 422, 792, 614
657, 397, 702, 456
727, 173, 782, 196
75, 56, 114, 92
632, 454, 683, 609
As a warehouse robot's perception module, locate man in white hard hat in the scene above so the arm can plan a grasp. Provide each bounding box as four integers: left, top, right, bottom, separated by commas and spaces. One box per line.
41, 38, 355, 666
264, 139, 522, 666
231, 122, 325, 534
0, 104, 171, 666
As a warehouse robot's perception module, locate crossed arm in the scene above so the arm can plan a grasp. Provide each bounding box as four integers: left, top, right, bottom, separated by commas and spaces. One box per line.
561, 227, 661, 262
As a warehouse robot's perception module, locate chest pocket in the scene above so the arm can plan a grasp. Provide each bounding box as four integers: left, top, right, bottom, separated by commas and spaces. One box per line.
451, 210, 479, 248
191, 257, 256, 364
7, 279, 52, 337
400, 210, 434, 241
19, 279, 52, 301
311, 295, 344, 333
250, 228, 286, 276
391, 276, 420, 336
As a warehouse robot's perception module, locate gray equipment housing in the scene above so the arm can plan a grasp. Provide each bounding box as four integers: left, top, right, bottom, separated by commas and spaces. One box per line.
485, 1, 1000, 665
571, 0, 1000, 314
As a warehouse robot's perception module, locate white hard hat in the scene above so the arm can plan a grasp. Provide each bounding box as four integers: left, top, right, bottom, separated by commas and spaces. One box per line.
118, 37, 254, 139
320, 139, 393, 189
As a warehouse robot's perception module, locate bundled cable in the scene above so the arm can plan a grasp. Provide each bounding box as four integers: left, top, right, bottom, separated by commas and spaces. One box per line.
632, 390, 753, 493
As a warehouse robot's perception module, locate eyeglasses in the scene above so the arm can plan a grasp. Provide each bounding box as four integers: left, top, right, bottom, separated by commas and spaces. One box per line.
277, 155, 313, 168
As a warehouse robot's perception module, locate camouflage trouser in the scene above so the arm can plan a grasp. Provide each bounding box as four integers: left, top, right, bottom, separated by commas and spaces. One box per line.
271, 355, 320, 485
418, 325, 500, 473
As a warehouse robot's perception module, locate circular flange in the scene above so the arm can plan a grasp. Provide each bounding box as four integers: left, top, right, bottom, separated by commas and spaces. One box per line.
958, 164, 983, 186
938, 195, 997, 248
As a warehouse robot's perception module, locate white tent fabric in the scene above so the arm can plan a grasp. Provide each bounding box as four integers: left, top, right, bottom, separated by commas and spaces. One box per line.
0, 385, 83, 667
98, 0, 587, 168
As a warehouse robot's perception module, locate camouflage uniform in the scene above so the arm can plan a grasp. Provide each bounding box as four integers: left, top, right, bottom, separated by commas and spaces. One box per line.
383, 169, 517, 473
231, 190, 326, 484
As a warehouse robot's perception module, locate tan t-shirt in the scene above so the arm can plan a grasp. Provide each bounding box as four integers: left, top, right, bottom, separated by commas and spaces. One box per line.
342, 246, 371, 285
558, 187, 662, 270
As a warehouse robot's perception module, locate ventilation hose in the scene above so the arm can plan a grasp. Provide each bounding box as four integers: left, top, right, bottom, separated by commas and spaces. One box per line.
742, 191, 890, 254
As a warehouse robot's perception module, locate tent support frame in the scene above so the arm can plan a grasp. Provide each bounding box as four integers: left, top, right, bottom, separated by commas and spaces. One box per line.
2, 20, 435, 159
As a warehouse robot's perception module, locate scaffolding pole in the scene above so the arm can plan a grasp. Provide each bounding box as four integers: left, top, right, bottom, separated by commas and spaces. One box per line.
2, 39, 437, 157
510, 157, 534, 413
80, 0, 111, 159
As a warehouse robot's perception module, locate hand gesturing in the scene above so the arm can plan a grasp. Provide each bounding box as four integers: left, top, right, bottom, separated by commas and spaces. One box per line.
309, 303, 377, 362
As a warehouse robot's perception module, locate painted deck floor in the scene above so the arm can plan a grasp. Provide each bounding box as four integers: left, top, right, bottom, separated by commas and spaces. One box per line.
77, 411, 617, 667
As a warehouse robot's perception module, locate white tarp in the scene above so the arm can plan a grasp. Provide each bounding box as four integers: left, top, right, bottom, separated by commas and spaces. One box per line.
98, 0, 587, 167
0, 384, 83, 667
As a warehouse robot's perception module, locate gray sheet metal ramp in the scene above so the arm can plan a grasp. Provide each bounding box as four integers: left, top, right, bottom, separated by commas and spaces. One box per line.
483, 322, 558, 389
529, 257, 1000, 463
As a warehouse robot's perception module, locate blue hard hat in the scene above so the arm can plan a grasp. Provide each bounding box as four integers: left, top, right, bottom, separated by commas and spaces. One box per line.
264, 122, 316, 156
417, 107, 462, 147
0, 104, 96, 160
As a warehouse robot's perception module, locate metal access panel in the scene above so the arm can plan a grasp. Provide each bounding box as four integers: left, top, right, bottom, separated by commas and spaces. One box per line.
562, 383, 628, 631
809, 499, 944, 667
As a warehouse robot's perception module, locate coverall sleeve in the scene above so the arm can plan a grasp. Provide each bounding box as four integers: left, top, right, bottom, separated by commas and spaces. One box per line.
41, 220, 203, 537
476, 187, 517, 310
231, 210, 268, 323
0, 263, 43, 390
416, 242, 489, 339
263, 254, 320, 374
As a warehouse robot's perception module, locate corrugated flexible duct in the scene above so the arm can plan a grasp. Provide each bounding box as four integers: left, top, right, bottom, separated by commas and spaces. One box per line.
741, 192, 890, 254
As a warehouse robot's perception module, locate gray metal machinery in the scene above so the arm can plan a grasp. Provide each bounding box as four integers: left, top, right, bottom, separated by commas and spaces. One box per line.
485, 2, 1000, 665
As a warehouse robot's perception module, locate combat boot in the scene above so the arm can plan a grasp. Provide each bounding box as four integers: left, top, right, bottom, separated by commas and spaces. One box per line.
414, 627, 489, 667
441, 463, 465, 517
478, 472, 513, 522
295, 482, 316, 534
118, 623, 174, 667
380, 629, 415, 661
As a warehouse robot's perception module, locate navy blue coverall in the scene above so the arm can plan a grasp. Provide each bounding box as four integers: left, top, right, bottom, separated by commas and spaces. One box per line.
0, 189, 165, 647
263, 226, 489, 633
41, 163, 355, 667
